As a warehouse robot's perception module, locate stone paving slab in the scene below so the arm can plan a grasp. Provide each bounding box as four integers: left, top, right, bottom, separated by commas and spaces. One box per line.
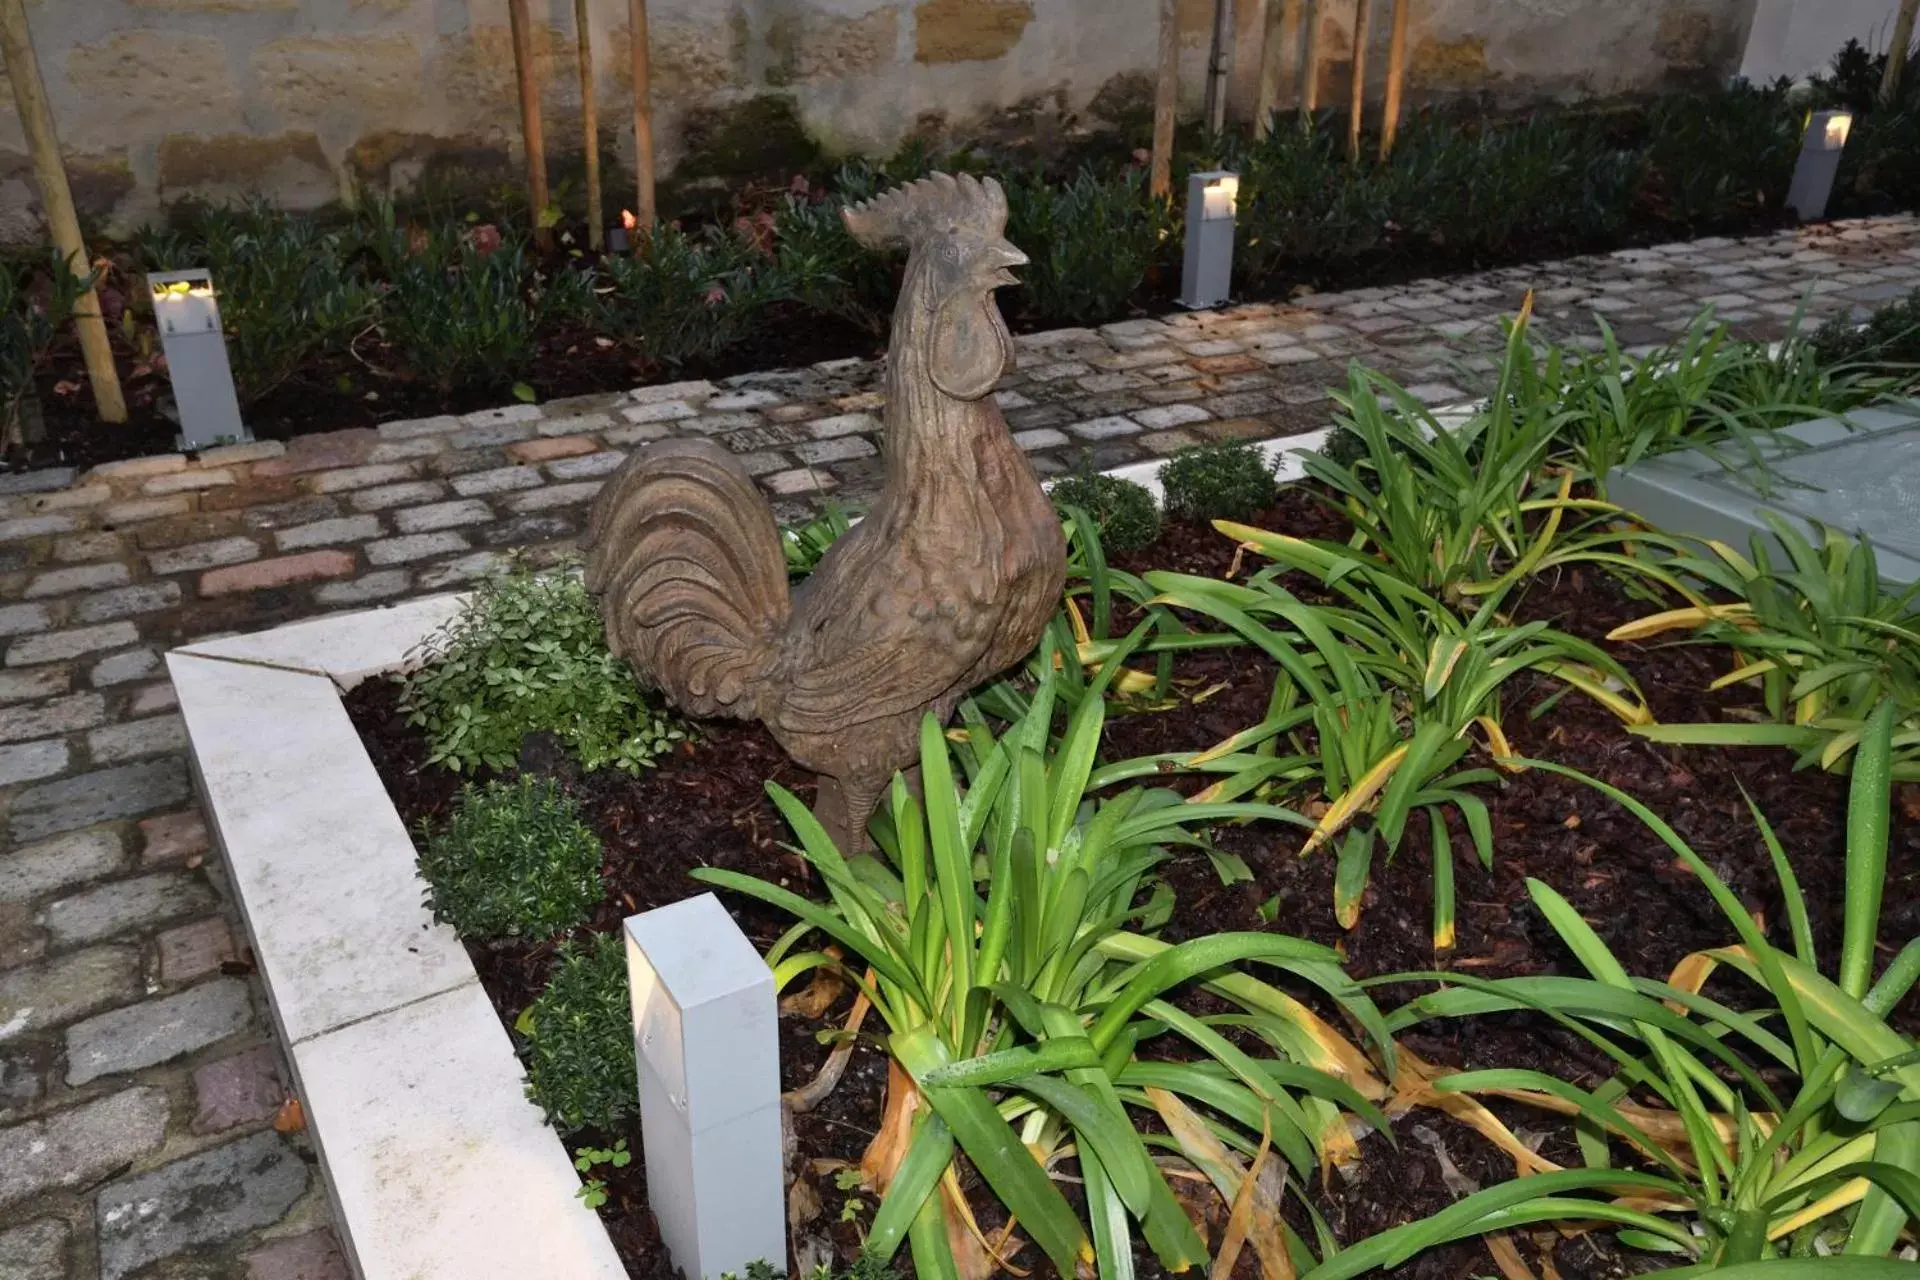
0, 214, 1916, 1278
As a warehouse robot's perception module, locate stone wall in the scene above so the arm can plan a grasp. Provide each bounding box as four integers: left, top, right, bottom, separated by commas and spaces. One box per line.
2, 0, 1765, 241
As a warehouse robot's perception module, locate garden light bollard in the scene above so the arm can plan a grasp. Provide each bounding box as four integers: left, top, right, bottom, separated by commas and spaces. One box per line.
1786, 110, 1852, 222
1179, 169, 1238, 309
625, 893, 785, 1278
147, 268, 248, 450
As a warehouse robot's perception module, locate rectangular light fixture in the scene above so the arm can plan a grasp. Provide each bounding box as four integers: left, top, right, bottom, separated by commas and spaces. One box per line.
1786, 109, 1853, 222
147, 267, 248, 450
1179, 170, 1239, 309
625, 893, 785, 1279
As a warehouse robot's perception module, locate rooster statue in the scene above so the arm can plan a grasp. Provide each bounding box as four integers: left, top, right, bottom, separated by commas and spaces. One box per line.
581, 173, 1066, 851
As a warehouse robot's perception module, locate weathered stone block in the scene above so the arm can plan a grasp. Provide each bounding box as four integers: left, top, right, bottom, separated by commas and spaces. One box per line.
313, 571, 411, 606
24, 562, 128, 598
244, 1229, 351, 1280
73, 582, 182, 624
0, 603, 52, 636
200, 550, 356, 596
95, 1131, 308, 1280
87, 714, 189, 764
503, 481, 602, 513
350, 480, 448, 511
0, 740, 69, 787
147, 535, 260, 576
66, 976, 253, 1085
392, 500, 492, 534
547, 451, 626, 480
365, 532, 470, 566
0, 827, 124, 904
159, 917, 235, 986
308, 463, 415, 494
271, 515, 381, 552
0, 692, 105, 742
0, 668, 69, 704
0, 1218, 65, 1280
0, 946, 140, 1038
7, 623, 139, 667
90, 648, 162, 687
40, 870, 216, 948
140, 810, 209, 865
142, 468, 236, 496
505, 435, 599, 464
0, 1087, 169, 1211
11, 759, 190, 841
190, 1043, 282, 1133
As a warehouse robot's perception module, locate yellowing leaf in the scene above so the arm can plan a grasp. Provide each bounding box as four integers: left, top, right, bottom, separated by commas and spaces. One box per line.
1303, 745, 1408, 855
1606, 604, 1754, 642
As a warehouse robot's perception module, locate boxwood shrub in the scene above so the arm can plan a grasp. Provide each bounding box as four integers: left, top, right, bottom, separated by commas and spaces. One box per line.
1159, 440, 1278, 522
521, 931, 633, 1136
420, 776, 603, 941
1050, 471, 1161, 552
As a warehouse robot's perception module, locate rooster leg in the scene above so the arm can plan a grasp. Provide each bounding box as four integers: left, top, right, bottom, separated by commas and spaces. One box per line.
813, 773, 885, 854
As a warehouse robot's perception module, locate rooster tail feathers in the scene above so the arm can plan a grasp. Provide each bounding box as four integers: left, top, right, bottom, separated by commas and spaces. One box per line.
582, 439, 791, 719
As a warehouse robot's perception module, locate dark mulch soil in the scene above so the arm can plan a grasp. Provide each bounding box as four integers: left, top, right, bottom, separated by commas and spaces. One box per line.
345, 483, 1919, 1280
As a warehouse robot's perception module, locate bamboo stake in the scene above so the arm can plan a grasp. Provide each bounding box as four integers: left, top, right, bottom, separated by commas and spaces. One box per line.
575, 0, 601, 250
1150, 0, 1179, 200
1379, 0, 1411, 159
0, 0, 123, 425
1347, 0, 1371, 161
629, 0, 656, 234
1301, 0, 1322, 116
1884, 0, 1919, 105
507, 0, 552, 251
1254, 0, 1302, 139
1204, 0, 1234, 135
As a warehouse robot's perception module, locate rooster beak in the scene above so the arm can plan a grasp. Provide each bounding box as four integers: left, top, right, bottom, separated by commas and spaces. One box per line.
983, 241, 1028, 288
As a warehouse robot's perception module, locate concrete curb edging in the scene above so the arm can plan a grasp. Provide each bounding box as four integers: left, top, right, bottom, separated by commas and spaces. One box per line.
168, 594, 626, 1280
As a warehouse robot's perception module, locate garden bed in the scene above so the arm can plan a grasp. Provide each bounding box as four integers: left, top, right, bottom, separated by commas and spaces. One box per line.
340, 480, 1920, 1280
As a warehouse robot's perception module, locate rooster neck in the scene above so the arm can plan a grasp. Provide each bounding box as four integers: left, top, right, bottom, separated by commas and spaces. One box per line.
877, 278, 1008, 500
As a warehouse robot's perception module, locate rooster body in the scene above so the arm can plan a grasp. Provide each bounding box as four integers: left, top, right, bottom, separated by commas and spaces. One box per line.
583, 174, 1065, 850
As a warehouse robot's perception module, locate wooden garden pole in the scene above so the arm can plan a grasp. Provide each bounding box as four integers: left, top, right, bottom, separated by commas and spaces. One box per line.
1204, 0, 1234, 135
1883, 0, 1919, 105
1301, 0, 1323, 116
1378, 0, 1411, 158
629, 0, 657, 234
506, 0, 553, 251
1254, 0, 1301, 139
0, 0, 123, 424
1347, 0, 1371, 161
574, 0, 602, 250
1150, 0, 1179, 199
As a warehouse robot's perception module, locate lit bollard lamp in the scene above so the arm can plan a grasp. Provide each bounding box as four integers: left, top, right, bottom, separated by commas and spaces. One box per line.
626, 894, 786, 1279
147, 268, 248, 450
1179, 170, 1239, 309
1786, 110, 1853, 222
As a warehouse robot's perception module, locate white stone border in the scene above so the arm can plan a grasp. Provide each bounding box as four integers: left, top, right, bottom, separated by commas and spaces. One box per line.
168, 594, 627, 1280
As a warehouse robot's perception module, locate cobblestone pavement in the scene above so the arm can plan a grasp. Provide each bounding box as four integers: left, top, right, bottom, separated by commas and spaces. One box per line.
1, 215, 1917, 1278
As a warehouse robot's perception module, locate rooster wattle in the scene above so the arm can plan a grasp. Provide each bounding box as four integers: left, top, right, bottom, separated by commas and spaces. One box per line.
582, 172, 1066, 851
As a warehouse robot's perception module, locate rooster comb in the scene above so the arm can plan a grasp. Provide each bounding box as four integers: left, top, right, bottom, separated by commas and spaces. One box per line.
840, 172, 1009, 251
